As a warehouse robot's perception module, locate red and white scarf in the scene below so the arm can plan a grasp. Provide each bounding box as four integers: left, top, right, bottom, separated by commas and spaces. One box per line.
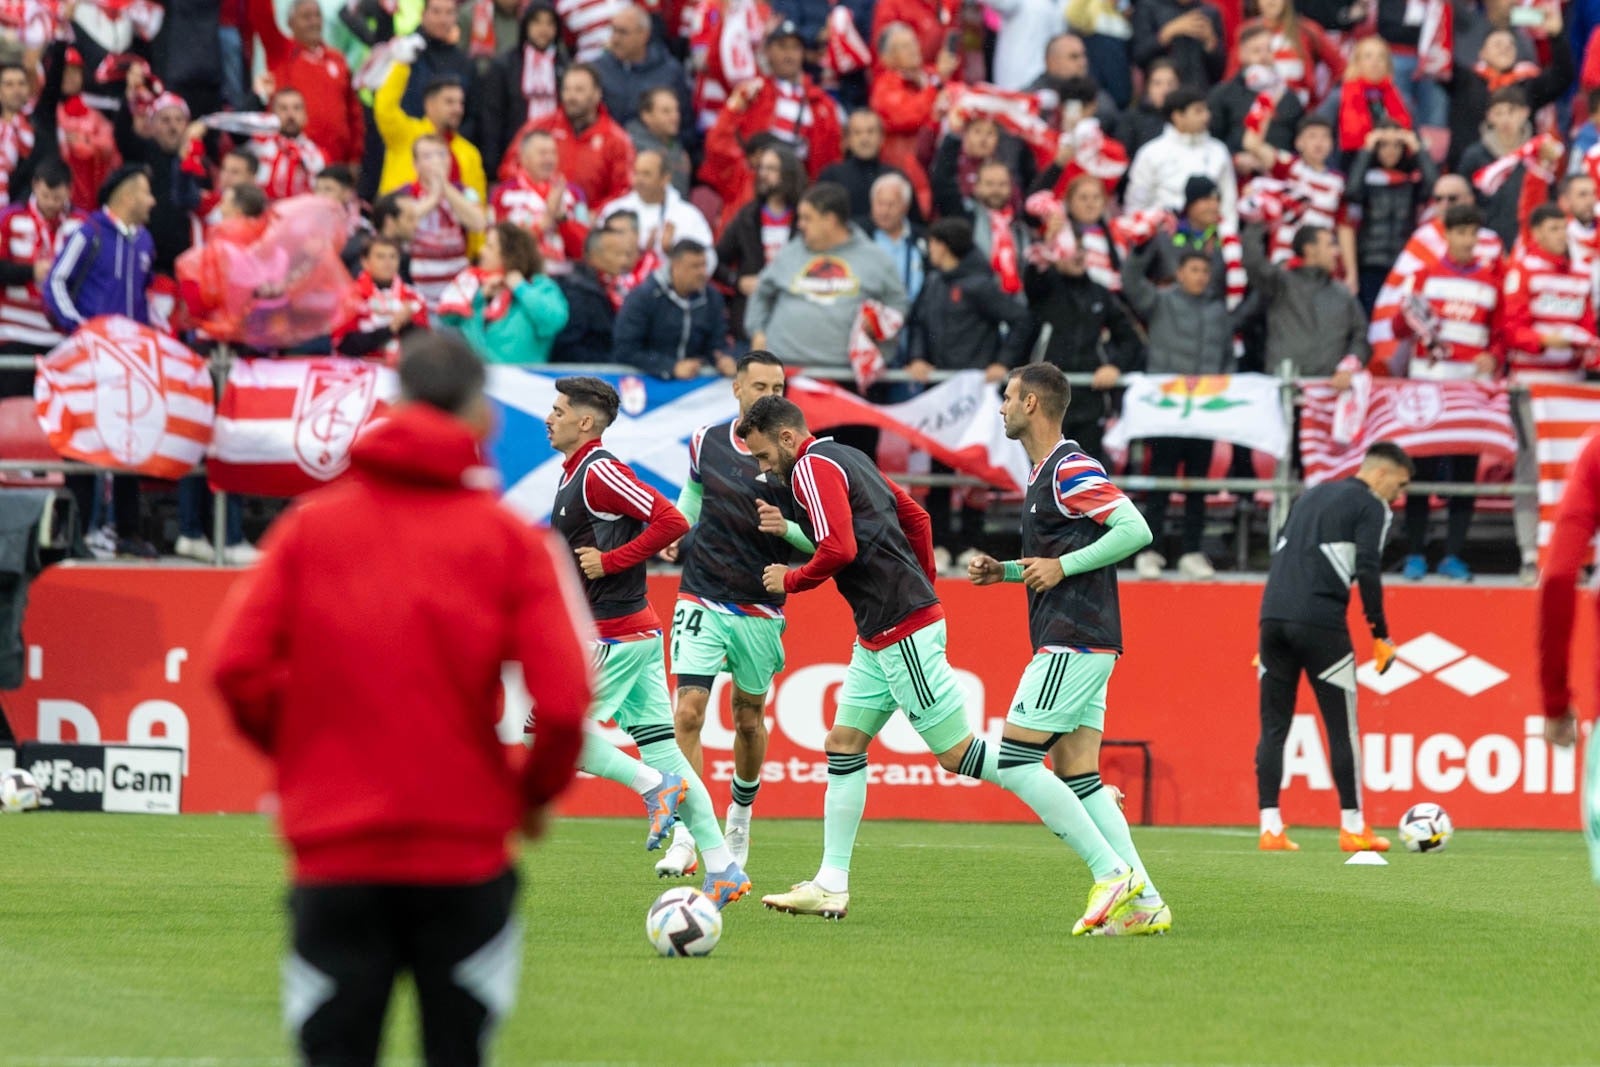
522, 45, 558, 122
770, 79, 811, 151
1473, 59, 1540, 94
1473, 133, 1561, 198
1418, 0, 1453, 80
823, 2, 871, 75
0, 112, 33, 202
438, 267, 514, 322
607, 249, 659, 309
847, 299, 903, 390
469, 0, 498, 57
948, 82, 1054, 157
987, 206, 1021, 295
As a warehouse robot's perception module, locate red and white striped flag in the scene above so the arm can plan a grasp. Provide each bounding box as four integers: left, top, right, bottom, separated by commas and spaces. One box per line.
34, 316, 214, 479
1299, 379, 1515, 485
208, 357, 399, 497
1529, 382, 1600, 566
1368, 219, 1503, 374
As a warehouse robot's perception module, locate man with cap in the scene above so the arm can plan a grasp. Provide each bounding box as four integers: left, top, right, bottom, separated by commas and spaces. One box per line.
115, 65, 203, 276
699, 18, 841, 192
44, 162, 159, 559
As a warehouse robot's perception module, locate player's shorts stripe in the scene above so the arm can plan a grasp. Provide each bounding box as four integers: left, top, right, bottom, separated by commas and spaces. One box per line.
1039, 653, 1070, 708
896, 637, 934, 708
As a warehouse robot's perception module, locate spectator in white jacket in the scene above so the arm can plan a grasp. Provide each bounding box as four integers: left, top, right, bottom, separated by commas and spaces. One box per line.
598, 149, 717, 272
1124, 86, 1236, 221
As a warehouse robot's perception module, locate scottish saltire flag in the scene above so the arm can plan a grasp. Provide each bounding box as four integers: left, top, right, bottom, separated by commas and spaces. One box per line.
487, 367, 737, 522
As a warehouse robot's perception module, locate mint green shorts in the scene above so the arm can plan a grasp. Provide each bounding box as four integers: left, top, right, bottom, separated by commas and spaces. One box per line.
591, 636, 672, 730
669, 598, 787, 695
1005, 651, 1116, 735
835, 620, 972, 755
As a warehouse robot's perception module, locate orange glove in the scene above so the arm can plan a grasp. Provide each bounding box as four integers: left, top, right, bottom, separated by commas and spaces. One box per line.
1374, 638, 1397, 675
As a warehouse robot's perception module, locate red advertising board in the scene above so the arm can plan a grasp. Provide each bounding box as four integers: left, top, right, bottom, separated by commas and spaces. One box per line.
5, 566, 1590, 829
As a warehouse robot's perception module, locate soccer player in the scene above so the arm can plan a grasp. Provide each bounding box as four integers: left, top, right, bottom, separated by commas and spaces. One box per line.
1254, 441, 1413, 852
544, 376, 752, 907
656, 351, 814, 877
211, 334, 591, 1065
966, 364, 1167, 936
738, 396, 1001, 919
1536, 431, 1598, 881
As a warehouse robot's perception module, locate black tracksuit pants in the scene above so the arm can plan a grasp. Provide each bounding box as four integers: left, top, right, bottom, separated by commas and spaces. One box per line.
1255, 619, 1361, 810
285, 868, 519, 1067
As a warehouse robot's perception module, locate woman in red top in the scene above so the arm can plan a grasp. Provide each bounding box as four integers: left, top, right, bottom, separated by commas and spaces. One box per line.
1338, 37, 1413, 152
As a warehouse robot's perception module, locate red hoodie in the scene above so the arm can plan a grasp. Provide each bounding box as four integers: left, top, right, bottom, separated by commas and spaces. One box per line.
211, 404, 593, 885
1539, 430, 1600, 719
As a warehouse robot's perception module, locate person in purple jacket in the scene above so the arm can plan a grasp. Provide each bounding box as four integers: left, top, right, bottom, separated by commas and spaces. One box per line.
43, 163, 159, 559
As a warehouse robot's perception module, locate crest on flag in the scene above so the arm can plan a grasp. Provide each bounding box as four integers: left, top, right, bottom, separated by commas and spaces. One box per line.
292, 362, 381, 478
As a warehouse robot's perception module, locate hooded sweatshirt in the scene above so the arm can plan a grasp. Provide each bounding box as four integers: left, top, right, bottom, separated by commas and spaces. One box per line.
743, 225, 908, 367
210, 404, 593, 885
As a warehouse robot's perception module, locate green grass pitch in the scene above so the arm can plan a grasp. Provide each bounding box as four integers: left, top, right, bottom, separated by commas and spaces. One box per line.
2, 814, 1598, 1066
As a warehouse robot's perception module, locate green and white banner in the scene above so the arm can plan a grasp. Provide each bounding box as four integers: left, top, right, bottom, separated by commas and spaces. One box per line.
1104, 373, 1290, 457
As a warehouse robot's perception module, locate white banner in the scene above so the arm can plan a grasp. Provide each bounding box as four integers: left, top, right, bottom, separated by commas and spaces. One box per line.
1104, 373, 1290, 457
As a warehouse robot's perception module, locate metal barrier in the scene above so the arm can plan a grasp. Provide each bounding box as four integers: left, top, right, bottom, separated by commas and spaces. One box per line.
0, 354, 1542, 567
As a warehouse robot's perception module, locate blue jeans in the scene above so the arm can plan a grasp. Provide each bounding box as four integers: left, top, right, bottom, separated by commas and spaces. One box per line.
1388, 51, 1449, 129
218, 26, 246, 110
1084, 34, 1132, 109
178, 476, 245, 545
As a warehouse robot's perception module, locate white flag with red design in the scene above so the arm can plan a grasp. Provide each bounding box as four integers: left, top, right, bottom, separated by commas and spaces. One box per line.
34, 315, 214, 479
1299, 378, 1515, 485
1529, 383, 1600, 566
208, 357, 400, 497
786, 372, 1027, 490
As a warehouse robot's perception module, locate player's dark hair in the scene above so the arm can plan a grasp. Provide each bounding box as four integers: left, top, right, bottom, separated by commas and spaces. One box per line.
1363, 441, 1414, 476
399, 331, 486, 416
800, 181, 851, 226
1529, 203, 1566, 229
32, 157, 70, 189
736, 395, 808, 440
556, 375, 621, 430
1442, 203, 1483, 231
737, 350, 784, 374
1009, 362, 1070, 421
1291, 224, 1328, 258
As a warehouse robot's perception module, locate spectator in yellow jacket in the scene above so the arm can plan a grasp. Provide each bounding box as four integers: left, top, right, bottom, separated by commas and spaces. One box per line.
374, 57, 487, 203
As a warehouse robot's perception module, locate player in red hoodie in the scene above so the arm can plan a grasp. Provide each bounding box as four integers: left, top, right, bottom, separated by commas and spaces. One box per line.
1536, 428, 1600, 883
211, 333, 591, 1067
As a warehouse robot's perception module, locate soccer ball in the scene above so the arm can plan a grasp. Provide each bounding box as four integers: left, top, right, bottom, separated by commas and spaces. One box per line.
645, 887, 723, 957
0, 769, 44, 813
1398, 802, 1454, 853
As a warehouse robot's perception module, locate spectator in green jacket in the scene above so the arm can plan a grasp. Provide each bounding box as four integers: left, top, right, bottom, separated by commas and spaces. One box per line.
441, 221, 569, 364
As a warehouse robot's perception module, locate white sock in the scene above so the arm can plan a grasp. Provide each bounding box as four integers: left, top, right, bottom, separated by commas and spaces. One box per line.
814, 864, 849, 893
702, 842, 733, 871
725, 801, 752, 829
1260, 807, 1284, 834
1340, 808, 1365, 834
670, 822, 695, 850
629, 764, 664, 794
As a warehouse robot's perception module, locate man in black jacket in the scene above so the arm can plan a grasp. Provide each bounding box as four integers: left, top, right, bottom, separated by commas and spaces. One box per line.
553, 228, 629, 363
907, 218, 1031, 554
1207, 26, 1303, 158
1446, 19, 1571, 173
1131, 0, 1224, 90
114, 73, 202, 276
399, 0, 475, 123
474, 2, 564, 176
818, 109, 923, 227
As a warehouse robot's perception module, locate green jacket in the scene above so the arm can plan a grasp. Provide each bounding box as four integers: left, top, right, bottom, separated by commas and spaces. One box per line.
443, 275, 570, 365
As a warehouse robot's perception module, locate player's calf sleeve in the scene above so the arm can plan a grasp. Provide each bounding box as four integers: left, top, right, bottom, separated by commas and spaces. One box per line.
820, 751, 869, 874
580, 728, 658, 791
956, 738, 999, 784
1063, 771, 1156, 898
730, 774, 760, 809
638, 737, 726, 852
997, 740, 1125, 881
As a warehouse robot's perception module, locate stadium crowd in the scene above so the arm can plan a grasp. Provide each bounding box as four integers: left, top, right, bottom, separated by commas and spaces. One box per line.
0, 0, 1596, 575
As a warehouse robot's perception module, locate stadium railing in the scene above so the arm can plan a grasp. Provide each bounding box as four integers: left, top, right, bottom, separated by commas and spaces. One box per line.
0, 354, 1540, 569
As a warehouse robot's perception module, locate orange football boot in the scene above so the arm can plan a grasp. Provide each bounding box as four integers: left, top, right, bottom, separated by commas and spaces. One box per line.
1259, 829, 1300, 851
1340, 825, 1391, 852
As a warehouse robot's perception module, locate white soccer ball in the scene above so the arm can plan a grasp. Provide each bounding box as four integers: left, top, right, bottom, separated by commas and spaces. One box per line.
0, 769, 44, 813
1398, 802, 1454, 853
645, 887, 723, 957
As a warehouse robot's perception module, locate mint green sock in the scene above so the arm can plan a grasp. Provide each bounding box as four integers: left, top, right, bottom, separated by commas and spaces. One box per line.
955, 737, 1000, 785
1066, 772, 1158, 898
821, 752, 868, 872
580, 729, 654, 789
639, 739, 726, 854
998, 756, 1125, 880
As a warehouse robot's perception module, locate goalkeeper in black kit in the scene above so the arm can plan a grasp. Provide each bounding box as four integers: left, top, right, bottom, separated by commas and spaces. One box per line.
1256, 442, 1413, 853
